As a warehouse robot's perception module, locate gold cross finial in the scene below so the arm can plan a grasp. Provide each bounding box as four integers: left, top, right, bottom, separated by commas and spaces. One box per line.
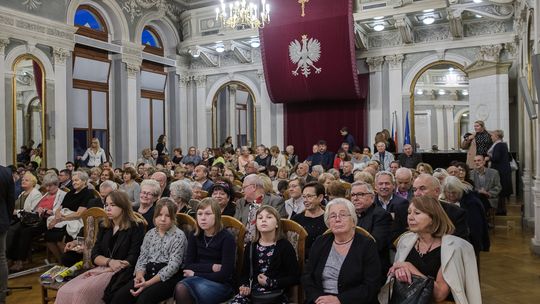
298, 0, 309, 17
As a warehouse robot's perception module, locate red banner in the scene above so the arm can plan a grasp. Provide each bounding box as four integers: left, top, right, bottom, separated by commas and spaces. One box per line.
260, 0, 363, 103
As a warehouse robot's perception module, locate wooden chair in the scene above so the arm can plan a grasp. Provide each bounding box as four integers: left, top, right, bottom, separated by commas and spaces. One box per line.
233, 180, 243, 188
91, 189, 100, 199
199, 190, 208, 199
221, 215, 246, 276
281, 219, 308, 304
176, 213, 197, 235
133, 212, 149, 231
323, 226, 376, 243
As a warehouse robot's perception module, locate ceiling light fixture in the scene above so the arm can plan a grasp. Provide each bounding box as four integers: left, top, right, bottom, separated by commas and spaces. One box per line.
438, 89, 446, 95
462, 90, 469, 96
373, 24, 385, 31
216, 45, 225, 53
422, 9, 434, 13
475, 14, 482, 18
416, 89, 423, 95
462, 113, 469, 117
423, 16, 435, 25
473, 0, 482, 3
250, 40, 260, 48
373, 16, 384, 20
216, 0, 270, 30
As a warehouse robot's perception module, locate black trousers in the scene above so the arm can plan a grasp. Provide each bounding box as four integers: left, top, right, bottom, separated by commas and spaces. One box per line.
7, 221, 46, 260
110, 271, 181, 304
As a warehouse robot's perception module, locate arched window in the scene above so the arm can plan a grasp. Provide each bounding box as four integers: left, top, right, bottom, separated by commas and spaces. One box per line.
142, 26, 164, 56
74, 5, 108, 41
71, 5, 111, 161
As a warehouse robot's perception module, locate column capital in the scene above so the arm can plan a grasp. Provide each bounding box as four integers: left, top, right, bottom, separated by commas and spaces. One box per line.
193, 75, 206, 88
178, 75, 191, 88
464, 60, 511, 79
477, 44, 503, 62
126, 63, 140, 78
53, 48, 70, 65
0, 37, 9, 55
385, 54, 404, 69
366, 56, 385, 72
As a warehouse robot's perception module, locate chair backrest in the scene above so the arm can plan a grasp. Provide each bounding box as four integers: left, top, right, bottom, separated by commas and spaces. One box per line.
221, 215, 246, 276
91, 189, 101, 199
177, 213, 197, 235
80, 207, 108, 269
281, 219, 308, 304
133, 212, 149, 231
323, 226, 376, 243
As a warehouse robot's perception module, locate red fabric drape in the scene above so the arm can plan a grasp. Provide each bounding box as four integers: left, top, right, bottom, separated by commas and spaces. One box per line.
32, 60, 43, 104
284, 73, 369, 160
260, 0, 363, 103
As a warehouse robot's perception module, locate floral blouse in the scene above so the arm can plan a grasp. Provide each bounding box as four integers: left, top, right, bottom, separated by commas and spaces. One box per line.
134, 226, 187, 281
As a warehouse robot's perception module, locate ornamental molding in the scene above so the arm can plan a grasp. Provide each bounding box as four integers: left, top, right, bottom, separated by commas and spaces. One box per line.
53, 48, 70, 65
477, 44, 503, 62
366, 56, 385, 72
126, 63, 140, 78
354, 23, 368, 50
0, 38, 9, 54
193, 74, 207, 88
0, 9, 75, 51
414, 24, 450, 43
393, 14, 414, 44
21, 0, 42, 11
121, 0, 183, 22
385, 54, 404, 68
447, 8, 464, 39
369, 30, 402, 49
464, 20, 510, 37
178, 74, 191, 87
122, 42, 144, 68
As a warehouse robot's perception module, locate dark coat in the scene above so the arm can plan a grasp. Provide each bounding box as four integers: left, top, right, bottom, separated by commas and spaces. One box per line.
397, 153, 422, 169
91, 222, 145, 266
460, 191, 490, 252
357, 204, 393, 277
0, 165, 15, 232
490, 142, 513, 197
373, 195, 408, 214
302, 233, 381, 304
392, 200, 470, 243
239, 239, 299, 289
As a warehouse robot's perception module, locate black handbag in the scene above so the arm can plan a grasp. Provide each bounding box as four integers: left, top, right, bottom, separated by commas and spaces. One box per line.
20, 211, 42, 227
248, 243, 284, 304
389, 274, 434, 304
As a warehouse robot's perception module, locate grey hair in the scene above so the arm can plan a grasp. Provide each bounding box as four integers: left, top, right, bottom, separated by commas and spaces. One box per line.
42, 173, 59, 186
191, 181, 202, 190
491, 129, 504, 139
170, 180, 193, 203
443, 176, 472, 198
311, 165, 324, 174
351, 181, 374, 194
248, 161, 259, 170
395, 167, 412, 180
327, 168, 340, 179
324, 198, 358, 227
100, 180, 118, 191
244, 174, 264, 189
72, 171, 89, 183
375, 171, 395, 184
140, 179, 161, 197
433, 168, 449, 181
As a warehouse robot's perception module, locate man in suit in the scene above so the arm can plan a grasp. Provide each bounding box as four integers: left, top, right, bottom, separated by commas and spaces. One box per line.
0, 165, 15, 303
397, 144, 422, 169
352, 181, 392, 279
394, 167, 414, 201
373, 171, 408, 216
235, 174, 286, 242
470, 155, 501, 209
392, 174, 469, 242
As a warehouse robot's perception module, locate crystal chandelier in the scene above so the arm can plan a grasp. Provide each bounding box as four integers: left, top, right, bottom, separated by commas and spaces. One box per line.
216, 0, 270, 30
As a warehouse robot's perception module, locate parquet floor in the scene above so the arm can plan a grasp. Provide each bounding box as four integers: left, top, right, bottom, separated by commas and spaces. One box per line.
6, 227, 540, 303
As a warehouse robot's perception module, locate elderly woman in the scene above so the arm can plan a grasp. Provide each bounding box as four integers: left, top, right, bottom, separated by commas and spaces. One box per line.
209, 179, 236, 216
238, 146, 254, 175
302, 198, 381, 304
416, 162, 434, 175
13, 172, 42, 214
432, 168, 449, 185
45, 171, 93, 262
487, 129, 513, 215
8, 173, 66, 271
381, 196, 481, 304
443, 176, 490, 255
89, 167, 102, 188
120, 167, 141, 208
138, 179, 161, 231
318, 173, 336, 192
169, 180, 195, 216
269, 145, 287, 170
138, 148, 156, 166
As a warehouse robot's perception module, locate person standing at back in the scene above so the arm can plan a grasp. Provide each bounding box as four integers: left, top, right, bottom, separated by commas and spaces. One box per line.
0, 165, 15, 304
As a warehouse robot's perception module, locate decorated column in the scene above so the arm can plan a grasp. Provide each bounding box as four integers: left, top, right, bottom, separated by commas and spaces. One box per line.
386, 54, 404, 150
366, 56, 384, 147
0, 37, 9, 164
228, 83, 237, 148
125, 63, 139, 163
52, 48, 69, 168
178, 75, 190, 151
194, 75, 208, 149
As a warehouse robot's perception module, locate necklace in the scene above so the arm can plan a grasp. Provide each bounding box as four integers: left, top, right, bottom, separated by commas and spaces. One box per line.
416, 239, 434, 257
203, 235, 215, 248
334, 235, 354, 245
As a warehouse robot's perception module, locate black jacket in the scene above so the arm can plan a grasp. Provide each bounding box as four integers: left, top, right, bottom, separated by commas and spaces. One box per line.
91, 222, 145, 266
239, 239, 299, 290
373, 195, 408, 214
0, 166, 15, 232
357, 204, 393, 276
302, 233, 381, 304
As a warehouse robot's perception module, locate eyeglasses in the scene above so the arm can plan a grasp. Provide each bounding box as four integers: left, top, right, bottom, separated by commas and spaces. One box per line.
350, 192, 372, 198
328, 213, 352, 221
140, 191, 155, 197
242, 184, 255, 191
302, 194, 317, 200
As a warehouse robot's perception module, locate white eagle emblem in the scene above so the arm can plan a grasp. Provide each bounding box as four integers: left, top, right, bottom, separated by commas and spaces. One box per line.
289, 34, 322, 78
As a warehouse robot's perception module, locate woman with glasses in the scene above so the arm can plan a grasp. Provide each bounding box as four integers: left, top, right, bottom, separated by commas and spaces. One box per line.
138, 179, 161, 230
174, 198, 236, 304
303, 198, 381, 304
292, 182, 327, 259
209, 179, 236, 216
77, 138, 107, 167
